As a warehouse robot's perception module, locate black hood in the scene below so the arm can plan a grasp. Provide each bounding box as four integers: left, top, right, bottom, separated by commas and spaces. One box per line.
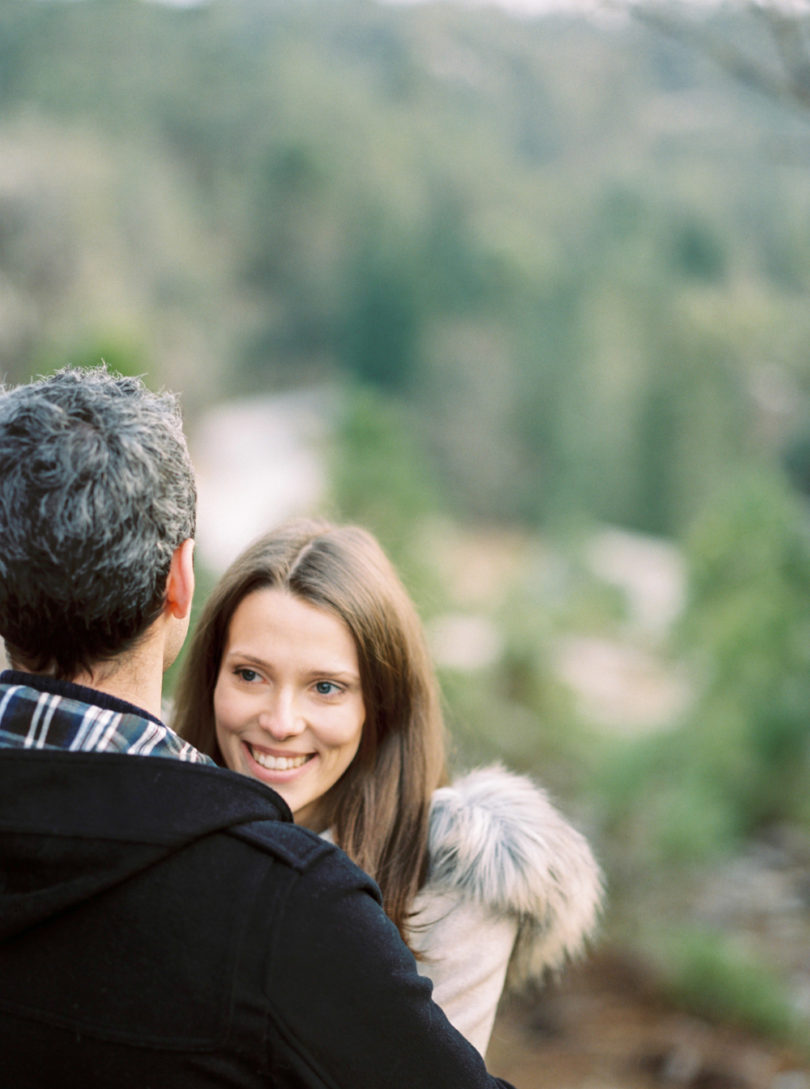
0, 749, 292, 941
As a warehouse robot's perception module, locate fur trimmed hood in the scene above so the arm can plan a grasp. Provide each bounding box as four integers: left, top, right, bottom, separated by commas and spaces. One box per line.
424, 765, 604, 989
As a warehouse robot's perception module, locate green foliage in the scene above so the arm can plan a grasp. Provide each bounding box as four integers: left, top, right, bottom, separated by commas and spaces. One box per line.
329, 385, 438, 530
594, 467, 810, 866
2, 0, 810, 535
678, 467, 810, 830
656, 926, 802, 1046
325, 383, 443, 609
668, 213, 728, 283
593, 730, 744, 864
32, 327, 152, 384
338, 232, 422, 394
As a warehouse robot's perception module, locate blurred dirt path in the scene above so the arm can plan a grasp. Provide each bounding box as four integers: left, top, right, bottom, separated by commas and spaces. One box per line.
486, 953, 809, 1089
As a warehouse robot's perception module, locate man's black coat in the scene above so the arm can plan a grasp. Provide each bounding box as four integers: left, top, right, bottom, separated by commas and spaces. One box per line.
0, 746, 519, 1088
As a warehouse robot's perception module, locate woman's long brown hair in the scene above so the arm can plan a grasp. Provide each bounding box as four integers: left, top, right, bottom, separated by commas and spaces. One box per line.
172, 519, 447, 944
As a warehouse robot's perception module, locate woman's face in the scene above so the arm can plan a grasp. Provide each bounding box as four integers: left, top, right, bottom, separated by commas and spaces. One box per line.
214, 587, 365, 830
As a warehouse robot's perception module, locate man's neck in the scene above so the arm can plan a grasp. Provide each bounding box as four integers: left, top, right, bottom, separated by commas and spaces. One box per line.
69, 671, 163, 721
70, 641, 165, 721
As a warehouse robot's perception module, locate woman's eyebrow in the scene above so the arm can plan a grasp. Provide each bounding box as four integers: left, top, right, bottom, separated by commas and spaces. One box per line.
221, 648, 269, 666
302, 668, 361, 683
223, 650, 360, 683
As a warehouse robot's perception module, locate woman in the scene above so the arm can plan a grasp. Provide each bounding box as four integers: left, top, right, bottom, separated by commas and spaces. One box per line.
174, 519, 603, 1055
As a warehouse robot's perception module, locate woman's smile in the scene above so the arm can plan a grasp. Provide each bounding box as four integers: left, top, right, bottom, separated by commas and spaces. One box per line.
245, 741, 315, 774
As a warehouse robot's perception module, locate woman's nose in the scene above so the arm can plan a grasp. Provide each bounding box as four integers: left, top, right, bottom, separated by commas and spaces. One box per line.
257, 692, 304, 740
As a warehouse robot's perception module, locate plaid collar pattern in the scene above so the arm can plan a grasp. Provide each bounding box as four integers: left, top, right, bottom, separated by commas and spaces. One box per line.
0, 676, 213, 765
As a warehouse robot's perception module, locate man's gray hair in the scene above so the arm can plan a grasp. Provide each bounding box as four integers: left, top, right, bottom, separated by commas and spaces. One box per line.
0, 366, 196, 678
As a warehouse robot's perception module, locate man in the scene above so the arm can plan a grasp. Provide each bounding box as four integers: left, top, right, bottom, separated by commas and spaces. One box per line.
0, 367, 518, 1088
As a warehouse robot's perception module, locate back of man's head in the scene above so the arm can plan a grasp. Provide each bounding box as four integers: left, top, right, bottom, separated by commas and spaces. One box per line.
0, 366, 196, 679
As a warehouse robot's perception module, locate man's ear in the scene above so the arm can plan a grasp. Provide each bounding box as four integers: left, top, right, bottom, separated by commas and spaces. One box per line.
165, 538, 195, 620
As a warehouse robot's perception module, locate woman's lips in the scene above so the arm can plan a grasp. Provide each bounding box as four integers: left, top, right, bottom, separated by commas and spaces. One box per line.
244, 741, 315, 776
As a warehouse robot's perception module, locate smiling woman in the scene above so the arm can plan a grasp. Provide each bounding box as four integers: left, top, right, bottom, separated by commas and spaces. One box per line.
173, 519, 603, 1056
213, 587, 366, 829
173, 519, 445, 948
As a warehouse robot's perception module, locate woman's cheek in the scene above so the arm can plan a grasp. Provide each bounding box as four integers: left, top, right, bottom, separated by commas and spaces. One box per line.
213, 684, 238, 732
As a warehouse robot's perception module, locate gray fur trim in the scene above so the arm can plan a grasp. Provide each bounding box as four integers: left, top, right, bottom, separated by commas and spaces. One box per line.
425, 765, 604, 989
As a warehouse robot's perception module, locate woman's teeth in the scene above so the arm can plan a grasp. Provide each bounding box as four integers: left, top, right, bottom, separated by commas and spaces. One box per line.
250, 748, 311, 771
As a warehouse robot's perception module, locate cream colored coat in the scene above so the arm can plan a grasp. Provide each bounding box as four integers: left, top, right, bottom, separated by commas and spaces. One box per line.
329, 765, 604, 1056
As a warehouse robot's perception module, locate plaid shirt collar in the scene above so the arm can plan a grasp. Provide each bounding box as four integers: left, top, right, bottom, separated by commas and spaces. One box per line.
0, 670, 213, 765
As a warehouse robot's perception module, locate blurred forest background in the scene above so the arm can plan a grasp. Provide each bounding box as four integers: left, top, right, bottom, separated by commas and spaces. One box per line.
2, 0, 810, 1083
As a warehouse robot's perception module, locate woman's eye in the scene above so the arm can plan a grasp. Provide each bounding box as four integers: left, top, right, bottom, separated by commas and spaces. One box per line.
314, 680, 340, 696
235, 667, 260, 683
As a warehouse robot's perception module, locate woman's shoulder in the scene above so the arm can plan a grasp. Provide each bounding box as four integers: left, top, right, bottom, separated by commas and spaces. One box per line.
425, 764, 605, 986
